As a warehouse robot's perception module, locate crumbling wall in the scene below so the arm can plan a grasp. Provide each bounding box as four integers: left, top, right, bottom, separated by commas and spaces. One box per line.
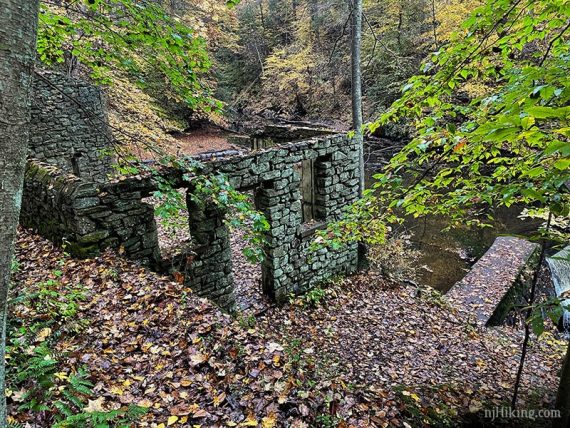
21, 135, 361, 311
194, 134, 361, 303
21, 160, 159, 264
30, 71, 114, 182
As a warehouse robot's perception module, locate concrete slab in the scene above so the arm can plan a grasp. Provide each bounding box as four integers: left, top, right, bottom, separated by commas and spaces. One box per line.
446, 236, 539, 326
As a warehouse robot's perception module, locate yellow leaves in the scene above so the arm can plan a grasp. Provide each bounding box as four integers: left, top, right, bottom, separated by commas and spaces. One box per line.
262, 413, 277, 428
108, 378, 133, 397
262, 46, 314, 98
272, 354, 281, 366
240, 415, 258, 426
35, 327, 52, 342
435, 0, 481, 42
54, 372, 69, 381
475, 358, 487, 368
167, 415, 179, 426
137, 398, 153, 408
213, 392, 226, 407
180, 377, 193, 387
110, 384, 125, 395
401, 390, 420, 402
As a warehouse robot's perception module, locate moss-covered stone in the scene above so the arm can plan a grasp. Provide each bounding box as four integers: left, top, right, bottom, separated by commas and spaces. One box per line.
66, 242, 100, 258
77, 230, 110, 243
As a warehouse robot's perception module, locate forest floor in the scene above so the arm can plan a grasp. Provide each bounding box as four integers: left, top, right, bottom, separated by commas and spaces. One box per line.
7, 229, 567, 428
171, 128, 245, 156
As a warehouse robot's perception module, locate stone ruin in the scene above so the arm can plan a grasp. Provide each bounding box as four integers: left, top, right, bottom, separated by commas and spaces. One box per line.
30, 71, 114, 182
21, 73, 361, 311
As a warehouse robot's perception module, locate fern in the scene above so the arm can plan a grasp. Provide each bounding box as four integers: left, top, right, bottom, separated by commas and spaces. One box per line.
6, 273, 147, 426
54, 400, 74, 418
68, 369, 94, 396
61, 389, 84, 410
51, 405, 147, 428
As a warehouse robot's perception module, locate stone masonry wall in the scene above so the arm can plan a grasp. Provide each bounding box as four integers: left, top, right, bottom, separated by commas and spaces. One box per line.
194, 134, 361, 303
30, 71, 114, 182
21, 135, 361, 310
21, 160, 160, 265
185, 198, 235, 310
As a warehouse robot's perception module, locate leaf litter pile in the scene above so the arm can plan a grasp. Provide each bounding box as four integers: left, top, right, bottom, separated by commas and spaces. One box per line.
8, 229, 567, 427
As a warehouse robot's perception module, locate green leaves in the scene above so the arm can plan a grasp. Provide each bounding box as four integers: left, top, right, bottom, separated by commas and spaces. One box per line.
526, 106, 570, 119
149, 157, 269, 264
38, 0, 217, 113
361, 0, 570, 232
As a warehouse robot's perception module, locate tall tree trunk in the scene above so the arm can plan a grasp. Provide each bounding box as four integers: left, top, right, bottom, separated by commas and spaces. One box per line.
556, 341, 570, 428
0, 0, 40, 423
351, 0, 364, 197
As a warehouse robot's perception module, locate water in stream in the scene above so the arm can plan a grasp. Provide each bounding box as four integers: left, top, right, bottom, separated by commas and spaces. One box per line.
364, 168, 542, 293
403, 208, 541, 293
176, 126, 543, 294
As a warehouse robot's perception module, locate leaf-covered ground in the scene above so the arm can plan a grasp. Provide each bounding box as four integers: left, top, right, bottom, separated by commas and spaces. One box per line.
8, 229, 567, 427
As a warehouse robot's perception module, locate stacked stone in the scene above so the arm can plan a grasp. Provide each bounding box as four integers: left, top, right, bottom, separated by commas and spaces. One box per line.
185, 196, 236, 311
190, 134, 362, 304
254, 174, 303, 302
22, 160, 160, 265
22, 134, 362, 310
30, 71, 114, 182
21, 160, 85, 243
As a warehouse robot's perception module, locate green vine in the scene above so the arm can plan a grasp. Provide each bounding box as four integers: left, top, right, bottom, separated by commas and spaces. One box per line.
137, 156, 270, 264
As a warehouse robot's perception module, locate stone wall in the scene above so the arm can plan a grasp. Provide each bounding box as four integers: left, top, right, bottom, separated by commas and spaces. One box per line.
21, 160, 160, 265
21, 134, 361, 310
193, 134, 361, 303
446, 236, 539, 327
30, 71, 114, 182
185, 198, 236, 310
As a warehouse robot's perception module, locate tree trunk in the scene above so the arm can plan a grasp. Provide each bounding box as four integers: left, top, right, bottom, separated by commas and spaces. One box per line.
351, 0, 364, 197
0, 0, 40, 423
556, 340, 570, 428
431, 0, 438, 49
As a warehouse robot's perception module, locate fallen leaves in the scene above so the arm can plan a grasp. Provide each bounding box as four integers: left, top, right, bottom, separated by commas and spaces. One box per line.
8, 230, 567, 427
84, 396, 106, 413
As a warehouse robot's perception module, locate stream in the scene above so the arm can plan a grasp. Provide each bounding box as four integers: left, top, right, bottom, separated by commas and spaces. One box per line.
402, 208, 541, 293
364, 167, 542, 293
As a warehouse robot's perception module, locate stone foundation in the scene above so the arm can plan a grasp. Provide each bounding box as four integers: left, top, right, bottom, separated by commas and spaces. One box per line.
21, 160, 160, 264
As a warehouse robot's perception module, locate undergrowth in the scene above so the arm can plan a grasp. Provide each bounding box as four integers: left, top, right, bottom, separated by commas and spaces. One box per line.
6, 261, 146, 427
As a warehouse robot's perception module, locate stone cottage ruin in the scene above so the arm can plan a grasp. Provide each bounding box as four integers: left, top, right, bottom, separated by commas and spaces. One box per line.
21, 73, 361, 311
